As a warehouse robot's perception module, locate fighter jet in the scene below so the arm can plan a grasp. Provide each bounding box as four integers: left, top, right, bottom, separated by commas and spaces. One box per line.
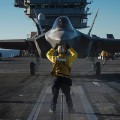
0, 15, 120, 76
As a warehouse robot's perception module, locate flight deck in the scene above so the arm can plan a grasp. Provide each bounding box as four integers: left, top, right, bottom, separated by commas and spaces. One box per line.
0, 57, 120, 120
0, 0, 120, 119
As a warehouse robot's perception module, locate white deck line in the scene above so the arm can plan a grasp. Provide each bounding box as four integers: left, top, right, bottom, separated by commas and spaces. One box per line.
93, 82, 100, 86
27, 82, 48, 120
78, 86, 98, 120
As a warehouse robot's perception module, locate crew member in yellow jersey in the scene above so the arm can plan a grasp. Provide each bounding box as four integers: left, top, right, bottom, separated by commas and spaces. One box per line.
46, 44, 77, 113
101, 50, 107, 64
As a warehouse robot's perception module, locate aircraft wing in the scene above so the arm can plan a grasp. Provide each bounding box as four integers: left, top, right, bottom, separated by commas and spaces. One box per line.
71, 32, 120, 58
0, 39, 29, 50
0, 33, 51, 58
92, 37, 120, 53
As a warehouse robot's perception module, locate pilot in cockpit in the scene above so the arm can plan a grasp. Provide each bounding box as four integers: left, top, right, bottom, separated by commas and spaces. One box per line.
51, 16, 74, 31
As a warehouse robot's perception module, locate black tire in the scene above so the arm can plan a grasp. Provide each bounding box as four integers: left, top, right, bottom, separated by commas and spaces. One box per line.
30, 62, 35, 76
96, 62, 101, 76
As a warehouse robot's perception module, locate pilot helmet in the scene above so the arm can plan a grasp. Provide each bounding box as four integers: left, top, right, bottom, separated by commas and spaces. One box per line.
58, 17, 66, 28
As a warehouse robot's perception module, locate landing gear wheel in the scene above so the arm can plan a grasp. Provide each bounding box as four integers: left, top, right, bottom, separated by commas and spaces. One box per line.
96, 62, 101, 76
30, 62, 35, 76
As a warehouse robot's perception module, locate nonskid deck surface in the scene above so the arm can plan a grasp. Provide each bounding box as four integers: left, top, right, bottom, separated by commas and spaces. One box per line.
0, 57, 120, 120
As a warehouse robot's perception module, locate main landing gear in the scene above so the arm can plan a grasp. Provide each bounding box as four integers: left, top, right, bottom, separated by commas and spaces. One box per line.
30, 62, 35, 76
30, 56, 40, 76
95, 62, 101, 76
90, 57, 101, 76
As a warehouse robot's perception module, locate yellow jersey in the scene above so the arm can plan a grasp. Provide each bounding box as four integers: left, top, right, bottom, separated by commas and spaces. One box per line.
46, 48, 77, 77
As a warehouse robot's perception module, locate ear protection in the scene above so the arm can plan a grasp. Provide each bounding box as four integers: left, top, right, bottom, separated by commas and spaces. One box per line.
61, 46, 65, 53
58, 46, 65, 53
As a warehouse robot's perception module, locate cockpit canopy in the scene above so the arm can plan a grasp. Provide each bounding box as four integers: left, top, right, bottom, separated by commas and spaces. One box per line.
52, 16, 74, 31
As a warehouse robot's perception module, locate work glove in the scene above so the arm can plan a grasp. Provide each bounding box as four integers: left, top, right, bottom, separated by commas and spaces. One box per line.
53, 44, 59, 50
66, 43, 70, 49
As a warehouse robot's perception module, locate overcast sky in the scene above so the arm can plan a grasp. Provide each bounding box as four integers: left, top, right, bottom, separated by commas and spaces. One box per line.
0, 0, 120, 39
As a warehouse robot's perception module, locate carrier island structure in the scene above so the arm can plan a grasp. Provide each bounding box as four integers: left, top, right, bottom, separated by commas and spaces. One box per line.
14, 0, 91, 33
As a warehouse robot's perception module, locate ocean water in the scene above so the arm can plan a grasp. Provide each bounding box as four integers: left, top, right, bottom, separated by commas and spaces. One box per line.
0, 49, 20, 58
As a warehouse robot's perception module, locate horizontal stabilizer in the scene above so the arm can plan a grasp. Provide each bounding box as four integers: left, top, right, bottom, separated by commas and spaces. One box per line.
106, 34, 115, 39
92, 34, 99, 38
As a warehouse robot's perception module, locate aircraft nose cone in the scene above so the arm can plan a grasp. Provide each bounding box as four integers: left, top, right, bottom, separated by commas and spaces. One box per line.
45, 29, 78, 46
53, 31, 69, 41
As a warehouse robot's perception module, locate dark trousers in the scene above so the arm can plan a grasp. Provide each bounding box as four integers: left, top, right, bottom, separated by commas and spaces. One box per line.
51, 76, 73, 110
